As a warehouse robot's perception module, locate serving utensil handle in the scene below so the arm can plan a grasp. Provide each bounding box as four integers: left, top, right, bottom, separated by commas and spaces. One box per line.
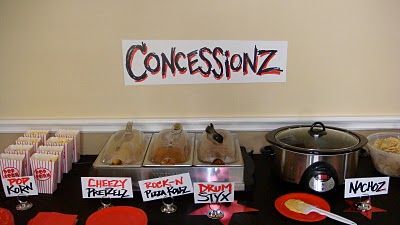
311, 207, 357, 225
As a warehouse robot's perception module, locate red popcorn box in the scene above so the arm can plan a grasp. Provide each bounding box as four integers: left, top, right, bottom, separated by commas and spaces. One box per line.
0, 153, 26, 179
24, 129, 50, 145
55, 129, 81, 163
37, 146, 64, 183
30, 153, 59, 194
15, 137, 42, 152
45, 137, 73, 173
4, 145, 34, 176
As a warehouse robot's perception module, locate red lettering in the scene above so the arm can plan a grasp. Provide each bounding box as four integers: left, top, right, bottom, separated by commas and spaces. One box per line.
198, 183, 232, 193
144, 179, 172, 189
120, 179, 127, 189
87, 178, 96, 187
175, 177, 183, 185
7, 177, 30, 186
87, 179, 126, 188
7, 178, 17, 186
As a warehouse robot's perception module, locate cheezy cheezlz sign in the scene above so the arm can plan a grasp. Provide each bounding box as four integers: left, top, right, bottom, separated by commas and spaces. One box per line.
122, 40, 287, 85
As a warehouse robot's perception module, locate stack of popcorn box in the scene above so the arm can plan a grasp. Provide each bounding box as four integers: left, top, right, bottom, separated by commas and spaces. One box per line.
46, 137, 73, 173
55, 129, 80, 163
0, 153, 26, 179
24, 129, 50, 145
4, 145, 34, 176
15, 137, 42, 152
30, 153, 59, 194
37, 146, 64, 183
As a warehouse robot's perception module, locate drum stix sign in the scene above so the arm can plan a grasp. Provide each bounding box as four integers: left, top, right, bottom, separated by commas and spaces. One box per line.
122, 40, 287, 85
193, 182, 234, 203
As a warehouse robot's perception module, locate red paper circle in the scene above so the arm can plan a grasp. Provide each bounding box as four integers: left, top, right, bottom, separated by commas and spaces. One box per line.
86, 206, 147, 225
275, 192, 330, 222
0, 208, 14, 225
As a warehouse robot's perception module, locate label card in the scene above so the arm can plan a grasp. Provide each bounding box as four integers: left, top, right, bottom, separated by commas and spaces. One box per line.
138, 173, 193, 202
344, 177, 390, 198
122, 40, 288, 85
193, 182, 235, 203
1, 176, 38, 197
81, 177, 133, 198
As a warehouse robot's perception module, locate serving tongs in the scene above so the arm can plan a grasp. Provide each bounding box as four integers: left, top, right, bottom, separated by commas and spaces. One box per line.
206, 123, 223, 144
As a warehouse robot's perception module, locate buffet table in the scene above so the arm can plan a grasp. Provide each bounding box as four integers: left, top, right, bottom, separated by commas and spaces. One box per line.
0, 152, 398, 225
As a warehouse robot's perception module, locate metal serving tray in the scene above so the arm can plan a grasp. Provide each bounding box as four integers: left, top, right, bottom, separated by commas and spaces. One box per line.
193, 133, 243, 167
142, 133, 195, 167
92, 133, 245, 190
92, 133, 152, 168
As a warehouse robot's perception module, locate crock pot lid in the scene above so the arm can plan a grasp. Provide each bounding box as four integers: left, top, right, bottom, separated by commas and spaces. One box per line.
274, 125, 360, 152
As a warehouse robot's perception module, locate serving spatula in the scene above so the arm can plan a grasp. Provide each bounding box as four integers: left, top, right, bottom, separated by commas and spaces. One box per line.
284, 199, 357, 225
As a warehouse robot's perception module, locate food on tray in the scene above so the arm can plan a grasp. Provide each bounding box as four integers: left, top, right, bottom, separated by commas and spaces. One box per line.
373, 137, 400, 153
284, 199, 306, 214
110, 141, 142, 165
151, 146, 186, 165
101, 122, 145, 165
197, 123, 236, 165
149, 123, 189, 165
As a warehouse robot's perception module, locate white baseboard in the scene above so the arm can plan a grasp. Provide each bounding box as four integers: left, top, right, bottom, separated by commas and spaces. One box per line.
0, 116, 399, 133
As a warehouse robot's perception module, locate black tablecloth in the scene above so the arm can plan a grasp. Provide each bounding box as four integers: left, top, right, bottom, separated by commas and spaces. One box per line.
1, 153, 398, 225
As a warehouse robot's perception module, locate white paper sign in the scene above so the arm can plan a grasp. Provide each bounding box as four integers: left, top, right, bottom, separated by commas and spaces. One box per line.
81, 177, 133, 198
138, 173, 193, 202
1, 176, 38, 197
122, 40, 287, 85
193, 182, 234, 204
344, 177, 390, 198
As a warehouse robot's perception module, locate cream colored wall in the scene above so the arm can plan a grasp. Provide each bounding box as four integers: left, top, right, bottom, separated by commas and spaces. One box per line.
0, 0, 399, 119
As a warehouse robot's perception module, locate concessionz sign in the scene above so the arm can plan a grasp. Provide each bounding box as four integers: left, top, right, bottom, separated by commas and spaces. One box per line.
122, 40, 287, 85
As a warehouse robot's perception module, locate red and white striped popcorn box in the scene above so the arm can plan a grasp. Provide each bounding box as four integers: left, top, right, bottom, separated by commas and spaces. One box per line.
30, 153, 59, 194
15, 137, 42, 152
37, 146, 64, 183
45, 137, 73, 173
0, 153, 26, 179
24, 129, 50, 145
4, 144, 34, 176
55, 129, 81, 163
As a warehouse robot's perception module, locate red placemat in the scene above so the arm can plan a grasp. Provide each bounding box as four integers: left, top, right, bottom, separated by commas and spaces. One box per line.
86, 206, 147, 225
275, 192, 330, 222
28, 212, 77, 225
0, 208, 14, 225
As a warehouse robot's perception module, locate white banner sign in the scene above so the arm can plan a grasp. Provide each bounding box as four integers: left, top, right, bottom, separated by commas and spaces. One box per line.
138, 173, 193, 202
81, 177, 133, 199
1, 176, 38, 197
344, 177, 390, 198
193, 182, 234, 204
122, 40, 287, 85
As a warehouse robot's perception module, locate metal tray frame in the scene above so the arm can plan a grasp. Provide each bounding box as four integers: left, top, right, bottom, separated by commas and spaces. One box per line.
92, 132, 245, 190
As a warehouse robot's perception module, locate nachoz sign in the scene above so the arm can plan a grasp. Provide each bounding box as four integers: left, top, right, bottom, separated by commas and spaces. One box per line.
122, 40, 287, 85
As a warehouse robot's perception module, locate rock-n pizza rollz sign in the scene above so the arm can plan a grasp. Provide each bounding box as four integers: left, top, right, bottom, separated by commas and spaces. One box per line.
122, 40, 287, 85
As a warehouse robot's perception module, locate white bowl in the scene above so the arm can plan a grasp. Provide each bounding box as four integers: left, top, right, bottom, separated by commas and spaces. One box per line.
367, 132, 400, 177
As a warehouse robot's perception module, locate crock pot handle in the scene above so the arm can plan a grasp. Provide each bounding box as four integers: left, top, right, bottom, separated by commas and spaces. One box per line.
309, 122, 327, 137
